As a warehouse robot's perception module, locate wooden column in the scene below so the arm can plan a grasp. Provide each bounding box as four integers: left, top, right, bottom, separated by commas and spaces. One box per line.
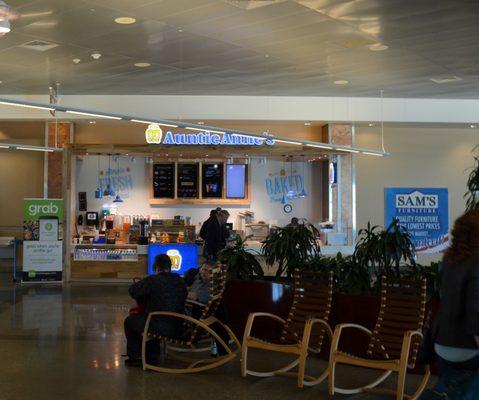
47, 122, 72, 198
323, 124, 355, 245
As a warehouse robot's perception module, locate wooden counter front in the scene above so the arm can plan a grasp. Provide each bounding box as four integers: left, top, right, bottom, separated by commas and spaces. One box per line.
70, 254, 148, 280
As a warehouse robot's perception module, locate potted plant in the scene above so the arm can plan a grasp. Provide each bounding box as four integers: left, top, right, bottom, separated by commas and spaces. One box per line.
262, 221, 321, 279
218, 235, 264, 280
465, 155, 479, 210
353, 219, 416, 291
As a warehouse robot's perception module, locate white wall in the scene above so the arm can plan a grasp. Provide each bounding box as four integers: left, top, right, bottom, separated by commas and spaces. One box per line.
356, 125, 478, 262
2, 94, 479, 124
75, 156, 320, 229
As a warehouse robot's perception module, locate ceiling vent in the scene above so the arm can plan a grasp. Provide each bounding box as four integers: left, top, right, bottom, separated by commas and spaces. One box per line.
430, 76, 462, 84
223, 0, 287, 10
19, 40, 59, 52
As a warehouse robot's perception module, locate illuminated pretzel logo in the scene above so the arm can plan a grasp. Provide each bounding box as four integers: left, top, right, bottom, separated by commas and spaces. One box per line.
145, 124, 163, 144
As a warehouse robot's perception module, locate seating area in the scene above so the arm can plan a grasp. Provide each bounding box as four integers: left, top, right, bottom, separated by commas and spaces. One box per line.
132, 267, 431, 399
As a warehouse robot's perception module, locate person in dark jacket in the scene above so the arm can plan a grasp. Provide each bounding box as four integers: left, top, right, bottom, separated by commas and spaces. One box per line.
204, 209, 230, 261
124, 254, 187, 366
199, 208, 221, 240
424, 211, 479, 397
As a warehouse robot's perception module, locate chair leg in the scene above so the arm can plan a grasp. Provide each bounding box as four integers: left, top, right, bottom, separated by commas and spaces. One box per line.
328, 355, 336, 395
397, 367, 406, 400
240, 340, 249, 377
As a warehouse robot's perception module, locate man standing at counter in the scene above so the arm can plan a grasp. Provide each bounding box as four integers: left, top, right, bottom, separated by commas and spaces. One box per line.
204, 209, 230, 261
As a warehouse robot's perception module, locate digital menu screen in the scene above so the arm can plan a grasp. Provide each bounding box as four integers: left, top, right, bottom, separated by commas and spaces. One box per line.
153, 163, 175, 198
202, 163, 223, 198
177, 163, 199, 198
226, 164, 246, 198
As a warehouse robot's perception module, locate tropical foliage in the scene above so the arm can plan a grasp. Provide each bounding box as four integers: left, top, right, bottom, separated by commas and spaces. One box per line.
218, 235, 264, 281
261, 222, 321, 279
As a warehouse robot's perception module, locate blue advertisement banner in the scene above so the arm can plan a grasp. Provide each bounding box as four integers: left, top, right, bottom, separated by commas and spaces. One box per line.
147, 244, 199, 276
385, 188, 449, 254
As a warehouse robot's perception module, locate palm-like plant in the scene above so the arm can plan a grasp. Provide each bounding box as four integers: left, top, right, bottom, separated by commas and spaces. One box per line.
353, 219, 416, 282
218, 235, 264, 280
465, 156, 479, 211
262, 221, 321, 279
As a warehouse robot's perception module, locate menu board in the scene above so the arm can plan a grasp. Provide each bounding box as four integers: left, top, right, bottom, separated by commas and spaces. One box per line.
177, 163, 199, 198
226, 164, 246, 198
202, 163, 223, 198
153, 163, 175, 198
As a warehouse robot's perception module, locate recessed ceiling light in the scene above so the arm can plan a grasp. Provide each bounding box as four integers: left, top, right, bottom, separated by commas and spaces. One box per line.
369, 123, 374, 127
177, 28, 183, 32
304, 122, 311, 126
197, 121, 204, 125
470, 124, 476, 128
334, 80, 349, 85
72, 58, 81, 64
114, 17, 136, 25
134, 62, 151, 67
91, 52, 102, 60
89, 121, 96, 124
369, 43, 389, 51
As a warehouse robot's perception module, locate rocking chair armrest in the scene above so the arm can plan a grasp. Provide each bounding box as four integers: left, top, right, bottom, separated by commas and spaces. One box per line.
401, 330, 424, 369
243, 312, 286, 339
142, 311, 232, 354
302, 318, 333, 353
186, 299, 207, 308
330, 323, 373, 355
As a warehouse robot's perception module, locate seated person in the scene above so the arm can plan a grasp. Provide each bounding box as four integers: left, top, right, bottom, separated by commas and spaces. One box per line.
124, 254, 187, 367
187, 262, 230, 356
187, 262, 212, 305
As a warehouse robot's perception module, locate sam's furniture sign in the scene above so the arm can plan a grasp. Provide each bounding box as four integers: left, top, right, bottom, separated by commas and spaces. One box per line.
385, 188, 449, 253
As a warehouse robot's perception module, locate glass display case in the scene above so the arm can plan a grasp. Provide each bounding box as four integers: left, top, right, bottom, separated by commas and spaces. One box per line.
73, 245, 138, 262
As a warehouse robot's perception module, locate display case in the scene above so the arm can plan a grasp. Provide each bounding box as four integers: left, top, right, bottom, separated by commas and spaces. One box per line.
73, 244, 138, 262
149, 219, 196, 243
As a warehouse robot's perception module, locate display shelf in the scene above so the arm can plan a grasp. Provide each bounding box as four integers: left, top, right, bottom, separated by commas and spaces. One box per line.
73, 245, 138, 262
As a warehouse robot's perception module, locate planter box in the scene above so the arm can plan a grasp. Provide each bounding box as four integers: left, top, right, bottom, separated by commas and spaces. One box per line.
223, 279, 439, 374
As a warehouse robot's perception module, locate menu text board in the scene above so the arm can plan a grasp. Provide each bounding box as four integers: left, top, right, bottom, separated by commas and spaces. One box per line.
153, 163, 175, 198
177, 163, 199, 198
202, 164, 223, 198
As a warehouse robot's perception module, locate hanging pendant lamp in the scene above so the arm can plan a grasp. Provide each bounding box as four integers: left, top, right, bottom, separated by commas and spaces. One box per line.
286, 156, 299, 199
298, 155, 307, 198
95, 155, 103, 199
113, 156, 123, 203
103, 154, 115, 198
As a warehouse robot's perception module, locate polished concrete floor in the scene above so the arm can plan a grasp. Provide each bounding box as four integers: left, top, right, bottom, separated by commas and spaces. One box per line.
0, 275, 434, 400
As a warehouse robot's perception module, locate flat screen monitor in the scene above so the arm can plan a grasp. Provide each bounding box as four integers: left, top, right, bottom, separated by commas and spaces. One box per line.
226, 164, 246, 199
147, 243, 199, 276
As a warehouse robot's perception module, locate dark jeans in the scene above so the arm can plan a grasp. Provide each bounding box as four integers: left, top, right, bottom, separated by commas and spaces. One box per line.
420, 355, 479, 399
191, 303, 230, 356
124, 315, 160, 360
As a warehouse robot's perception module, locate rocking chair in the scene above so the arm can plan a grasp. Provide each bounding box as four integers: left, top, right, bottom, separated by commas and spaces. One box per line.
141, 266, 241, 373
241, 270, 334, 388
328, 276, 430, 400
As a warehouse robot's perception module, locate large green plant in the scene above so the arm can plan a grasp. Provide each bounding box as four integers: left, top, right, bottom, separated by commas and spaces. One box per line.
353, 219, 416, 281
218, 235, 264, 280
262, 222, 321, 279
307, 253, 370, 295
465, 156, 479, 211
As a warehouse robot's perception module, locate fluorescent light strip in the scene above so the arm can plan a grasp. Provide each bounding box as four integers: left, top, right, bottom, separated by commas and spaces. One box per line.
159, 122, 179, 128
275, 139, 303, 146
0, 100, 54, 111
0, 145, 10, 149
66, 110, 122, 120
186, 127, 226, 134
131, 119, 156, 124
362, 151, 384, 157
306, 143, 333, 150
16, 146, 54, 152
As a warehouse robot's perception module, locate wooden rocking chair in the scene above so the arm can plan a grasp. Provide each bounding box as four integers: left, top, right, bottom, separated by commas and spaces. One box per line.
241, 270, 334, 388
328, 277, 430, 400
141, 266, 241, 373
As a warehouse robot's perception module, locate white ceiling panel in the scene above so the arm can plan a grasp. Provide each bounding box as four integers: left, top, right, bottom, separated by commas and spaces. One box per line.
0, 0, 477, 97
